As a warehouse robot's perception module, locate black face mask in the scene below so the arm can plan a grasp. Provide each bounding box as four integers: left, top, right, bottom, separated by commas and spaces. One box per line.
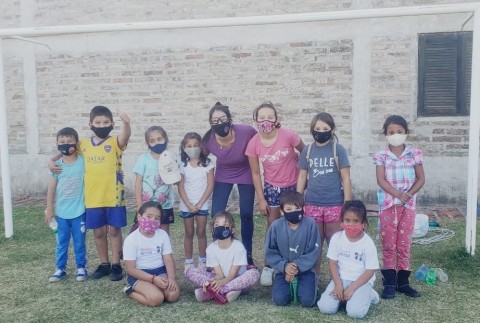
213, 226, 232, 240
149, 143, 167, 155
91, 125, 113, 139
283, 209, 304, 224
211, 122, 231, 137
312, 130, 332, 144
58, 143, 77, 156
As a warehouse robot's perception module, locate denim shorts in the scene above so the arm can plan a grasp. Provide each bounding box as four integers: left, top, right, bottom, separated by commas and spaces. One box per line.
263, 182, 297, 208
179, 209, 209, 219
127, 266, 167, 289
86, 206, 127, 229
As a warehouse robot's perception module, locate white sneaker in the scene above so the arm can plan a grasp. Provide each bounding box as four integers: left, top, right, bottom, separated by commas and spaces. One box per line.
75, 268, 88, 282
49, 269, 67, 282
371, 289, 380, 305
195, 288, 212, 302
184, 263, 194, 275
260, 267, 274, 287
226, 290, 241, 303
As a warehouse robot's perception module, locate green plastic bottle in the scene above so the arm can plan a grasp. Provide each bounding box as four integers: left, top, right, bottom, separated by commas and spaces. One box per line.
290, 277, 298, 304
425, 268, 437, 285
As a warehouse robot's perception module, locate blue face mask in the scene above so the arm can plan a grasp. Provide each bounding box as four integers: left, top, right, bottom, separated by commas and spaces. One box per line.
312, 130, 332, 144
149, 143, 167, 154
283, 209, 304, 224
58, 143, 77, 156
213, 226, 232, 240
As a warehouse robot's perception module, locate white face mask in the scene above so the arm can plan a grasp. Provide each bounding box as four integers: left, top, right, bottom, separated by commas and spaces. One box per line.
184, 147, 201, 159
386, 133, 407, 147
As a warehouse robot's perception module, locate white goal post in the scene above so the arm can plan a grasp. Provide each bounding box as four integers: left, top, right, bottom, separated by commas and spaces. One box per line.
0, 3, 479, 255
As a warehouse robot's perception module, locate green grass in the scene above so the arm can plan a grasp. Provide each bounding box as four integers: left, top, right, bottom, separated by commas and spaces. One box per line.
0, 206, 479, 322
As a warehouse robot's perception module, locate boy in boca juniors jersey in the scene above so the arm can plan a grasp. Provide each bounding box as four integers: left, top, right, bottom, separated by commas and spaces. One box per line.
49, 105, 131, 281
81, 106, 131, 281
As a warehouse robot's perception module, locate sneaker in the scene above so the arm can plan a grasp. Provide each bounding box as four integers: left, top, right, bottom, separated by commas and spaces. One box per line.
110, 264, 124, 281
49, 269, 67, 282
260, 267, 274, 287
195, 288, 212, 302
184, 263, 194, 275
123, 284, 133, 296
91, 263, 111, 280
226, 290, 241, 303
371, 289, 380, 305
197, 261, 207, 271
75, 268, 88, 282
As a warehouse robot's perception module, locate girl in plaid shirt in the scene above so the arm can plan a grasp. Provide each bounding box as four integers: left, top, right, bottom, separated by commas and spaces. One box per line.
373, 115, 425, 300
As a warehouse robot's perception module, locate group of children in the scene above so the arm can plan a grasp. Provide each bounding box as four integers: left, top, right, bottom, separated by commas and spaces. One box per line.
45, 103, 424, 318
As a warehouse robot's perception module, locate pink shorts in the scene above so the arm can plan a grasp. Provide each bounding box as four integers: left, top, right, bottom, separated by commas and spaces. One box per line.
304, 205, 342, 224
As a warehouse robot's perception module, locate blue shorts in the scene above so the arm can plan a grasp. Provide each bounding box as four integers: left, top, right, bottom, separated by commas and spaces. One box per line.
162, 208, 175, 224
263, 182, 297, 208
85, 206, 127, 229
127, 266, 167, 289
179, 209, 209, 219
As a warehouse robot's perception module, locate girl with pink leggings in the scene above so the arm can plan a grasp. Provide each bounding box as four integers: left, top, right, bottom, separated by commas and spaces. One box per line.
373, 115, 425, 300
185, 211, 259, 303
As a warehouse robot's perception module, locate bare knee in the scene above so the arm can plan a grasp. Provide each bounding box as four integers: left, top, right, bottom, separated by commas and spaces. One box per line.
108, 226, 121, 238
93, 227, 107, 239
164, 289, 180, 303
185, 227, 194, 239
147, 292, 165, 307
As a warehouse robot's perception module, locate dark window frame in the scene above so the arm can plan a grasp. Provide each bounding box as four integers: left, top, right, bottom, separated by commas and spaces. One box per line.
418, 31, 472, 117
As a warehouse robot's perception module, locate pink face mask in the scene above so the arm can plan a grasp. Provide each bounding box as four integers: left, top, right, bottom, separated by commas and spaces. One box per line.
256, 120, 276, 133
340, 223, 365, 237
138, 217, 161, 234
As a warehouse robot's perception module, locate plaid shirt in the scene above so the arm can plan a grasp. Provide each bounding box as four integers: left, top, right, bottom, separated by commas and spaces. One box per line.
373, 146, 423, 211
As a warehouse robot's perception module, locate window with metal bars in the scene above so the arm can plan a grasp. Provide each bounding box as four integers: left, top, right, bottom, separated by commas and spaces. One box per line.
418, 31, 472, 116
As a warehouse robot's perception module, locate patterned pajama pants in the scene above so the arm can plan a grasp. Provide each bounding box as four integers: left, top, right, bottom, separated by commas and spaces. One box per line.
379, 205, 415, 270
185, 267, 259, 294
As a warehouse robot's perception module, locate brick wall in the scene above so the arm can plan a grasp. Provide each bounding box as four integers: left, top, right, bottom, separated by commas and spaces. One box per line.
372, 0, 479, 8
0, 0, 21, 28
3, 0, 476, 28
0, 0, 476, 203
29, 0, 354, 27
35, 40, 353, 155
4, 56, 26, 153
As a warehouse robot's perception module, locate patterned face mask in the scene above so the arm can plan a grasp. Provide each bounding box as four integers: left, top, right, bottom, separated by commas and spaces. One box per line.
256, 120, 276, 133
138, 217, 161, 234
340, 222, 365, 237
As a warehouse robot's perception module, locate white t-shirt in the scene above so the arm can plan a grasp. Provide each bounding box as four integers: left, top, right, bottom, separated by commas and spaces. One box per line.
179, 160, 215, 212
206, 239, 247, 277
327, 230, 379, 285
123, 228, 173, 270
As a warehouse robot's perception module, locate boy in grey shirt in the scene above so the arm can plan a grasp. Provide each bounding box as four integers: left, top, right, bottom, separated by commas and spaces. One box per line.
265, 191, 321, 307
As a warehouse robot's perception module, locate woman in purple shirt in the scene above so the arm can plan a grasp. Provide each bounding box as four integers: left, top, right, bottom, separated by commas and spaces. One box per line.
202, 102, 257, 266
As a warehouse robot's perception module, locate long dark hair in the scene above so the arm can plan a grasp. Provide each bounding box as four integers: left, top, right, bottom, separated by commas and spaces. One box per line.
180, 132, 211, 167
201, 102, 232, 144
